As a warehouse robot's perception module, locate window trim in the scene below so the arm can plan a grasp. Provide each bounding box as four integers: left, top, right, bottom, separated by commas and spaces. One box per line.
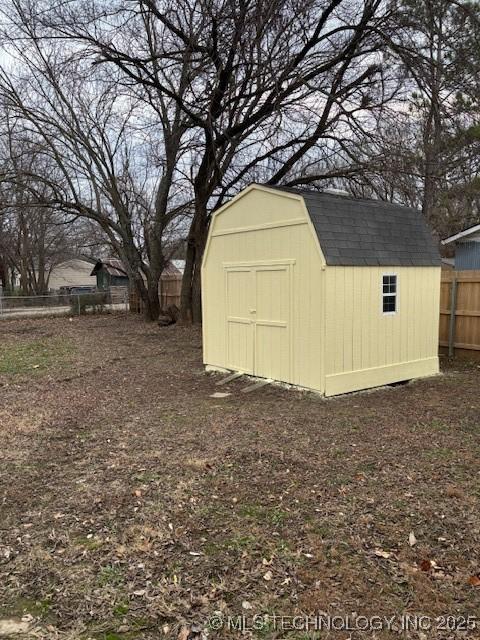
382, 272, 398, 316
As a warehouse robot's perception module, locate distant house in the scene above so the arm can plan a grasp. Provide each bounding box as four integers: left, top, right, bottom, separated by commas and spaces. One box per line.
442, 224, 480, 270
47, 257, 97, 291
91, 259, 129, 290
91, 259, 181, 292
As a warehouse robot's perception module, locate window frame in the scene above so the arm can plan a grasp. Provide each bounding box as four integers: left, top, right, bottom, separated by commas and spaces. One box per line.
381, 273, 398, 316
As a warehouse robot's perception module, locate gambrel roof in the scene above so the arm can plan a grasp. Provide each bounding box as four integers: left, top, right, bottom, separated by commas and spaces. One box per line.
273, 187, 440, 267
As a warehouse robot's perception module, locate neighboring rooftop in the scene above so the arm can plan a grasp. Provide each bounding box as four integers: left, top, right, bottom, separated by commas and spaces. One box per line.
91, 259, 127, 277
442, 223, 480, 245
90, 259, 182, 277
171, 259, 185, 274
273, 187, 440, 267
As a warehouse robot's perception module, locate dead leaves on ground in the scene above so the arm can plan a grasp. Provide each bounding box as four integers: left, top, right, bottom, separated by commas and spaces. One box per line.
371, 545, 453, 583
2, 316, 480, 640
445, 484, 466, 500
184, 457, 214, 472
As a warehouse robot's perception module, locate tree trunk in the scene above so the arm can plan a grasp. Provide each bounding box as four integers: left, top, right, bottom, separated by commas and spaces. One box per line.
0, 258, 7, 293
134, 275, 161, 322
37, 254, 47, 295
422, 148, 436, 223
191, 227, 208, 323
180, 239, 195, 323
180, 210, 209, 324
19, 263, 29, 295
422, 1, 444, 224
145, 278, 161, 321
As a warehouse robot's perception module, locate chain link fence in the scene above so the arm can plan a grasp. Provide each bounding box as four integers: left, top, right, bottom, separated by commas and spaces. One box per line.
0, 290, 129, 319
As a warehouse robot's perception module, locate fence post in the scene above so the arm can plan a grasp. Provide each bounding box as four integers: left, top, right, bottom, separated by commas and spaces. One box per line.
448, 278, 458, 358
77, 294, 81, 316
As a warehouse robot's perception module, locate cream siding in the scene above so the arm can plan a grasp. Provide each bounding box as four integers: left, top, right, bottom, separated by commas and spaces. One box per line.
323, 266, 440, 395
47, 259, 97, 291
202, 186, 326, 393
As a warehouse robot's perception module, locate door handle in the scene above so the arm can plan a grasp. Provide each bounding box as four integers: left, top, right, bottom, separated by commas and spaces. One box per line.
249, 309, 256, 314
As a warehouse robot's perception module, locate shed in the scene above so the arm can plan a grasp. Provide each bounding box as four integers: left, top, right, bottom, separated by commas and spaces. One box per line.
201, 184, 441, 396
442, 224, 480, 270
91, 259, 129, 290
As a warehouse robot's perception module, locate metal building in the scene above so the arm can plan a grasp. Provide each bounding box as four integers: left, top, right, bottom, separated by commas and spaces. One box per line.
442, 224, 480, 270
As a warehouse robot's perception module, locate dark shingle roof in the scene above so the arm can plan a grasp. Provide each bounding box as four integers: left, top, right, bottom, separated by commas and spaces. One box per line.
275, 188, 440, 267
91, 259, 128, 277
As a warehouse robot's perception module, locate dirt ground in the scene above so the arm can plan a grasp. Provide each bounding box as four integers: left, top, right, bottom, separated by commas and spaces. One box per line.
0, 314, 479, 640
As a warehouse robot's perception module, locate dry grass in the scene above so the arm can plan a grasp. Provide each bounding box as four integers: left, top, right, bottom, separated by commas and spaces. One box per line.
0, 314, 479, 639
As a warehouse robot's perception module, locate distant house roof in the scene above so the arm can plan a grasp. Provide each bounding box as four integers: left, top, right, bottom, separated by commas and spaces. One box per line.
272, 187, 440, 267
91, 259, 182, 278
161, 261, 180, 275
34, 255, 97, 271
442, 223, 480, 245
77, 255, 98, 265
91, 259, 127, 278
171, 259, 185, 274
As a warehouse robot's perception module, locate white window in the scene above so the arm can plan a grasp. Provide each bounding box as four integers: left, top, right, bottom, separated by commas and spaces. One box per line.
382, 274, 397, 314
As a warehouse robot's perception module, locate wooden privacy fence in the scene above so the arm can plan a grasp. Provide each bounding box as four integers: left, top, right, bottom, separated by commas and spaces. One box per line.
109, 286, 129, 304
440, 270, 480, 358
159, 274, 182, 308
129, 274, 182, 314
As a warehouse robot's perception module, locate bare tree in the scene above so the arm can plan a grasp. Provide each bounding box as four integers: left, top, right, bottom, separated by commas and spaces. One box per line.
382, 0, 480, 230
0, 2, 191, 319
24, 0, 398, 321
0, 121, 76, 293
5, 0, 476, 321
